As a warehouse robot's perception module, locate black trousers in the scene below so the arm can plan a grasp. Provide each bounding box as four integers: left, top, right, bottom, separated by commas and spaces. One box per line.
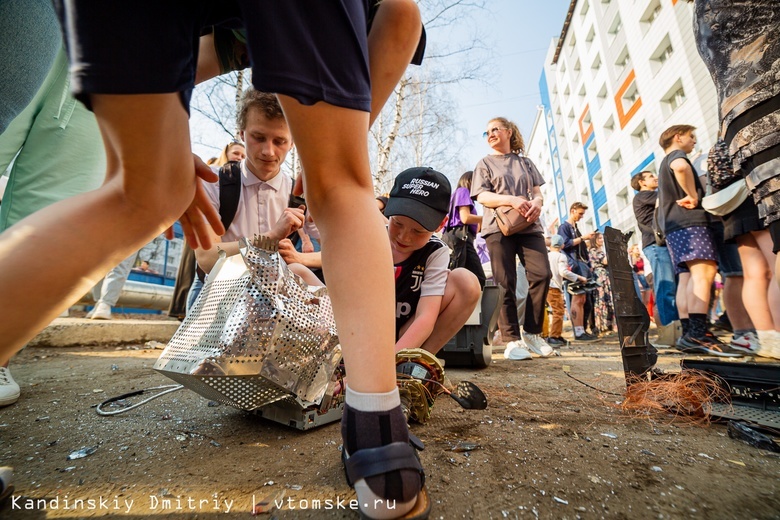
485, 232, 551, 339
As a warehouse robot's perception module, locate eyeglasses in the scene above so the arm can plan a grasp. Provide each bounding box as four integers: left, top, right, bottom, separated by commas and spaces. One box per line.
482, 127, 506, 139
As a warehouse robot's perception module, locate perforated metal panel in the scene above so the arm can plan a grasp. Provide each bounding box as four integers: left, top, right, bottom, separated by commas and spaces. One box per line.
154, 237, 341, 410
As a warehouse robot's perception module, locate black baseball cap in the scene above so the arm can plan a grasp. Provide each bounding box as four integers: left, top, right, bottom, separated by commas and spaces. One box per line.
384, 167, 451, 231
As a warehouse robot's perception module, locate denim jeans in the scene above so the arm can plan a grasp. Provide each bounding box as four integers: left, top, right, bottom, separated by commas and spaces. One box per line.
186, 274, 205, 315
643, 244, 679, 326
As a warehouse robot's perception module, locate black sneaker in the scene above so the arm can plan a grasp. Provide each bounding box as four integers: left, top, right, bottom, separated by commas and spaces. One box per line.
676, 334, 743, 357
547, 336, 566, 346
574, 332, 599, 342
711, 313, 733, 333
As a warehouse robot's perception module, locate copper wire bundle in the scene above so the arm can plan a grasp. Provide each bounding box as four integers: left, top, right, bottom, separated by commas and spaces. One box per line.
620, 369, 732, 426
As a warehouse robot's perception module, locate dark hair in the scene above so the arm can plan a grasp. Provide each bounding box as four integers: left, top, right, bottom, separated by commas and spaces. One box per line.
488, 117, 525, 154
570, 201, 588, 213
630, 171, 652, 191
658, 124, 696, 150
588, 231, 602, 250
458, 171, 473, 189
237, 89, 285, 131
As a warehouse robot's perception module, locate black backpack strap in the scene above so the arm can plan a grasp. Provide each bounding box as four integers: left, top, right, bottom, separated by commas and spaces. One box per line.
219, 161, 242, 231
196, 161, 242, 283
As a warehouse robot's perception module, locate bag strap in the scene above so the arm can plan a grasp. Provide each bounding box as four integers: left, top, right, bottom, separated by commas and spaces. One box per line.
196, 161, 242, 283
219, 161, 242, 231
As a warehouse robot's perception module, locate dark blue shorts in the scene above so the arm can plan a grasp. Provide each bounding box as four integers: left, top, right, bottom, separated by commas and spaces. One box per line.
710, 221, 743, 277
56, 0, 371, 113
666, 226, 718, 274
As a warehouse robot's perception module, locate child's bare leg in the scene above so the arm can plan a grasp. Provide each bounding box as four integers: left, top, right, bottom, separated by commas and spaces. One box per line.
278, 97, 395, 394
277, 96, 422, 517
419, 268, 481, 355
0, 94, 196, 364
368, 0, 422, 125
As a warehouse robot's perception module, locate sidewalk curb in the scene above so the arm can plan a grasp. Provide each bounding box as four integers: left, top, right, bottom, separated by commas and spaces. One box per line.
27, 317, 180, 348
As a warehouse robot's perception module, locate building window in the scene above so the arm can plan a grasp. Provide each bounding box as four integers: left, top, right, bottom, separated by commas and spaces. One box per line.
603, 114, 615, 138
580, 0, 590, 18
616, 187, 629, 211
650, 35, 674, 74
608, 14, 622, 43
610, 150, 623, 170
587, 139, 598, 163
593, 170, 604, 192
591, 53, 602, 73
597, 83, 608, 106
662, 80, 686, 114
615, 46, 631, 73
640, 0, 662, 34
586, 25, 596, 44
631, 121, 649, 149
598, 204, 610, 227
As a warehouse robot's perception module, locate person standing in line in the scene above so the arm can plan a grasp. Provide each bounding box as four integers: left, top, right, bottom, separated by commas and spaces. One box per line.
444, 170, 486, 289
692, 0, 780, 359
471, 116, 554, 361
558, 202, 597, 341
630, 170, 679, 329
657, 125, 741, 357
547, 235, 586, 345
588, 232, 615, 334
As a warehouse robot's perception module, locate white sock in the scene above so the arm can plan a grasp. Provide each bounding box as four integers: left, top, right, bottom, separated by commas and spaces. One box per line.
345, 386, 400, 412
575, 326, 585, 336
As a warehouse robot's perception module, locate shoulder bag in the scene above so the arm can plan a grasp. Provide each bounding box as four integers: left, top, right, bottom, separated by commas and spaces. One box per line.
702, 139, 750, 216
494, 157, 534, 236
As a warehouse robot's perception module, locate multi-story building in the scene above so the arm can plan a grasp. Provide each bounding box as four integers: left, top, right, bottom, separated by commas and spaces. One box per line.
530, 0, 719, 239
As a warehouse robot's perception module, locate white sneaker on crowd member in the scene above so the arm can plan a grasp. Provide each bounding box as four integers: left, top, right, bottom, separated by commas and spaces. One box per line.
522, 332, 555, 357
0, 368, 20, 407
767, 330, 780, 360
89, 301, 112, 320
755, 330, 778, 358
730, 331, 759, 355
503, 340, 532, 361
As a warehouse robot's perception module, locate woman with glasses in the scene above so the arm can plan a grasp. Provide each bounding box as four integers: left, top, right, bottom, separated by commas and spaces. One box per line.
471, 117, 553, 360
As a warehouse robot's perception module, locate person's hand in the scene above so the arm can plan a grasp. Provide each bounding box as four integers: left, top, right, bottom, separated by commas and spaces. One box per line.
582, 232, 594, 241
278, 238, 301, 264
578, 276, 587, 283
166, 154, 225, 249
267, 205, 306, 240
301, 237, 314, 253
676, 195, 698, 209
513, 196, 542, 223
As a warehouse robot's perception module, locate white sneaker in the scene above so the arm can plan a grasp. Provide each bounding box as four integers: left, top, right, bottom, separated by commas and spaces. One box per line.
523, 333, 554, 357
503, 340, 532, 361
730, 331, 759, 354
768, 330, 780, 360
0, 367, 20, 407
89, 301, 113, 320
755, 330, 776, 358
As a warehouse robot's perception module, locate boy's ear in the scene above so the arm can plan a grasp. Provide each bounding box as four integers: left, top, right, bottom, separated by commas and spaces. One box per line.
435, 215, 449, 232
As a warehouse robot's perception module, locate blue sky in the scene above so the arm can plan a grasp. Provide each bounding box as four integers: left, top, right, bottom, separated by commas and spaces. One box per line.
454, 0, 573, 167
